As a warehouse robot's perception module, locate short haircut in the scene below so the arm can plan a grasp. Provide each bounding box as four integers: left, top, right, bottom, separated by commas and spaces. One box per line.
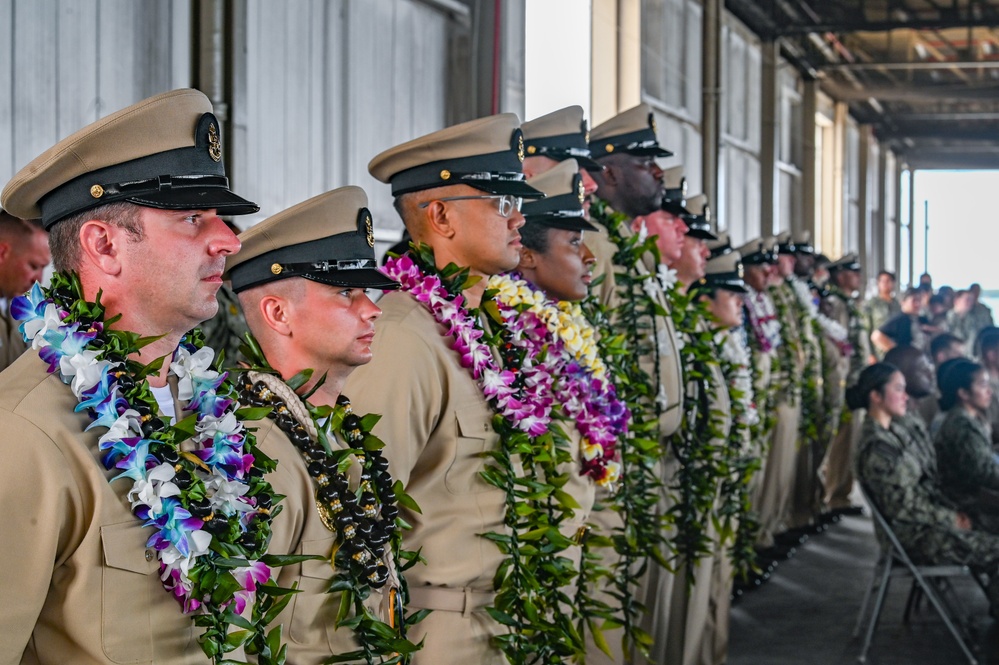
979, 327, 999, 356
877, 270, 896, 281
0, 210, 44, 241
929, 294, 946, 308
930, 332, 964, 359
48, 201, 143, 272
519, 223, 551, 254
902, 287, 921, 301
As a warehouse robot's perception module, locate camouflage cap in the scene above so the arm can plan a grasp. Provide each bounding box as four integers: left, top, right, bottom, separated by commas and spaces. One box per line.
2, 88, 258, 229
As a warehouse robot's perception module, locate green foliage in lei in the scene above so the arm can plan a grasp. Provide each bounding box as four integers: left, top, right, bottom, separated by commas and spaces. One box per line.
236, 334, 425, 664
828, 285, 869, 385
712, 332, 763, 579
43, 271, 308, 665
583, 199, 672, 658
664, 286, 729, 579
784, 281, 827, 450
768, 283, 801, 406
408, 244, 586, 664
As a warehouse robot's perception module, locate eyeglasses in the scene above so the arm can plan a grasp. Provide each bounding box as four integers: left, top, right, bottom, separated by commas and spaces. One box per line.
418, 194, 523, 218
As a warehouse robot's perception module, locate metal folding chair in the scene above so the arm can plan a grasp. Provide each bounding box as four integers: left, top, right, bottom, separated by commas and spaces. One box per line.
852, 485, 981, 664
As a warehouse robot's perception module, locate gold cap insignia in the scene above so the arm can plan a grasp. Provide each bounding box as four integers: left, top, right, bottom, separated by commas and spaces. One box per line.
517, 134, 525, 162
90, 184, 105, 199
577, 178, 585, 204
704, 204, 712, 223
649, 113, 658, 133
208, 123, 222, 162
737, 262, 745, 279
270, 263, 283, 275
680, 177, 688, 197
527, 145, 537, 155
364, 213, 374, 248
605, 144, 615, 153
440, 169, 451, 180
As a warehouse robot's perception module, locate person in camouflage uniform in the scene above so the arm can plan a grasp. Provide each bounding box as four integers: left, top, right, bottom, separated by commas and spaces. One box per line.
862, 271, 901, 361
852, 363, 999, 611
934, 358, 999, 532
821, 254, 871, 514
947, 289, 993, 357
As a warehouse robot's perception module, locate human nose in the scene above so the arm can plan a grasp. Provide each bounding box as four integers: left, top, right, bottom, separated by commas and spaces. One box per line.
207, 213, 241, 256
650, 162, 664, 179
581, 241, 595, 266
360, 293, 383, 321
508, 208, 525, 231
580, 169, 598, 196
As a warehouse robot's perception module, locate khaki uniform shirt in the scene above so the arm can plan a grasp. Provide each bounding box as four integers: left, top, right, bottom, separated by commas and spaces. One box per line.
0, 303, 27, 373
0, 353, 204, 665
342, 291, 507, 663
587, 217, 684, 438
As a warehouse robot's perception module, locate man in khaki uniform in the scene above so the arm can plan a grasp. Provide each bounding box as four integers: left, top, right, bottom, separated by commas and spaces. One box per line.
225, 187, 407, 663
521, 105, 602, 205
0, 211, 49, 371
0, 89, 255, 664
585, 105, 685, 663
342, 114, 543, 664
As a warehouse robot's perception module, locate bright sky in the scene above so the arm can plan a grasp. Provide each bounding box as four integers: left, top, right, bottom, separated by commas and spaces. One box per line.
913, 170, 999, 292
524, 0, 592, 120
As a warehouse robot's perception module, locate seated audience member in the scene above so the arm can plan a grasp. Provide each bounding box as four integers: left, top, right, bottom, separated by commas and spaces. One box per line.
931, 332, 966, 368
883, 345, 936, 428
852, 363, 999, 613
978, 327, 999, 447
872, 288, 928, 355
934, 358, 999, 531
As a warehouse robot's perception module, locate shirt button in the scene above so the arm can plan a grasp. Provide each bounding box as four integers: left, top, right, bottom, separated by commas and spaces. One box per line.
145, 549, 155, 562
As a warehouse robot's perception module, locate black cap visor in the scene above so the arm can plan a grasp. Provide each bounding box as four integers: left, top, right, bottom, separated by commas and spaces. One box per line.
459, 174, 545, 199
303, 267, 401, 291
128, 185, 259, 216
686, 222, 718, 241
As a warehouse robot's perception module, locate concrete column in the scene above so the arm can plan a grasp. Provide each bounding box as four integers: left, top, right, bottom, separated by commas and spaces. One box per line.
874, 144, 889, 279
894, 158, 904, 278
907, 166, 916, 287
590, 0, 619, 124
760, 41, 779, 236
832, 101, 847, 256
857, 126, 870, 284
702, 0, 722, 203
617, 0, 641, 111
801, 79, 817, 242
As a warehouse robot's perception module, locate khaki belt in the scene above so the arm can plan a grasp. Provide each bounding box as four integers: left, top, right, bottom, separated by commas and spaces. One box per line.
407, 586, 495, 617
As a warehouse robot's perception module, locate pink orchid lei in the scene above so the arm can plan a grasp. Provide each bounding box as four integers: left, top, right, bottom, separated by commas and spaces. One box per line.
744, 286, 782, 353
489, 273, 626, 487
12, 273, 285, 663
382, 253, 554, 435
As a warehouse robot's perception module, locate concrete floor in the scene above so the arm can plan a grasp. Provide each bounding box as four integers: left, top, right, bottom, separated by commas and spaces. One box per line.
728, 513, 999, 665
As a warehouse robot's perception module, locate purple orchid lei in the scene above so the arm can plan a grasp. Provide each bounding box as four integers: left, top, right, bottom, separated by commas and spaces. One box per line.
489, 273, 627, 487
12, 274, 284, 662
382, 253, 555, 435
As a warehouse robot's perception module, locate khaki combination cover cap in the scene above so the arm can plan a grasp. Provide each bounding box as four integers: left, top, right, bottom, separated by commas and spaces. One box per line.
775, 230, 796, 254
521, 105, 601, 171
588, 103, 673, 159
367, 113, 543, 198
522, 159, 597, 232
829, 252, 861, 272
706, 231, 732, 257
739, 238, 776, 265
224, 185, 398, 293
2, 88, 257, 229
681, 193, 717, 241
696, 249, 747, 293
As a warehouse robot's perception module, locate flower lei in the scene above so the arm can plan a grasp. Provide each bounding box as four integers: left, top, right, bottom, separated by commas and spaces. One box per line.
13, 272, 294, 663
715, 330, 762, 577
768, 281, 802, 403
383, 245, 585, 664
779, 277, 827, 450
744, 286, 782, 354
488, 272, 626, 487
585, 199, 674, 658
235, 335, 423, 664
790, 276, 851, 355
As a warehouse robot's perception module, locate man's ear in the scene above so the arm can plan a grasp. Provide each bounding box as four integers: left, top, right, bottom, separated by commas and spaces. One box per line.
259, 294, 293, 337
423, 201, 456, 240
0, 240, 11, 263
78, 220, 124, 276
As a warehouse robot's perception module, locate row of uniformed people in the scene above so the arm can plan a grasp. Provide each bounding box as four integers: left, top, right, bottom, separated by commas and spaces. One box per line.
0, 87, 815, 665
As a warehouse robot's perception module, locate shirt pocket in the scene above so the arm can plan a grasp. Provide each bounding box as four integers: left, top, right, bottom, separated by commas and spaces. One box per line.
100, 521, 159, 663
289, 537, 337, 648
445, 403, 499, 495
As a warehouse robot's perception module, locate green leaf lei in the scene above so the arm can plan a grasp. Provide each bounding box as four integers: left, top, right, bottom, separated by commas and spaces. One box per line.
664, 286, 730, 579
584, 199, 673, 658
235, 334, 425, 664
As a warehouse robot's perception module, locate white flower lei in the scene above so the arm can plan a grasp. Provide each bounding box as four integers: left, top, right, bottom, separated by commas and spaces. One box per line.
744, 285, 782, 353
716, 330, 760, 428
789, 276, 849, 345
